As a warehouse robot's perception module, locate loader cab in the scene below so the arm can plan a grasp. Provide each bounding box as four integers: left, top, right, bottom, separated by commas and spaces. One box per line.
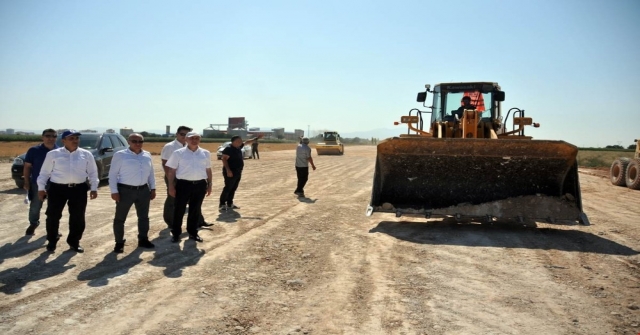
426, 82, 505, 138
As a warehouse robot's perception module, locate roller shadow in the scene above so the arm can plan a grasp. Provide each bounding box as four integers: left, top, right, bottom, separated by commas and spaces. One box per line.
369, 219, 638, 255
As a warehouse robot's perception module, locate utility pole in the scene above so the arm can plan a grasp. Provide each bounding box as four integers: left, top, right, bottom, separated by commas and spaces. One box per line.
307, 125, 310, 137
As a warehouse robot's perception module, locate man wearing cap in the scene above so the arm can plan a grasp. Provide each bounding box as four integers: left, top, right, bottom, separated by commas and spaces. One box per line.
219, 135, 257, 211
37, 130, 99, 253
165, 132, 212, 243
23, 128, 59, 236
108, 133, 156, 253
161, 126, 212, 229
294, 136, 316, 197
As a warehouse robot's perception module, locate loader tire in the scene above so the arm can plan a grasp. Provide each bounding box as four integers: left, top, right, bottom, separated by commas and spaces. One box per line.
625, 159, 640, 190
610, 157, 630, 186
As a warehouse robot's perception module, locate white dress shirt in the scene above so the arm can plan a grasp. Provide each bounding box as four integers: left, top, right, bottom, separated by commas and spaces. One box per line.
108, 148, 156, 193
166, 147, 211, 181
37, 147, 99, 191
161, 139, 185, 160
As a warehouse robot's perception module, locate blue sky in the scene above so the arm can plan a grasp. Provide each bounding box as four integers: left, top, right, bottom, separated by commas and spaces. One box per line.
1, 0, 638, 147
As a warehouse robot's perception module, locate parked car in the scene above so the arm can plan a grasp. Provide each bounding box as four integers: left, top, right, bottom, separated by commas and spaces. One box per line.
11, 132, 129, 189
216, 141, 253, 160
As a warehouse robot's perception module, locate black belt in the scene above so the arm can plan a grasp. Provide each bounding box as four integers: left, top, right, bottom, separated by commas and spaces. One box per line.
50, 182, 85, 188
177, 179, 207, 184
117, 183, 148, 190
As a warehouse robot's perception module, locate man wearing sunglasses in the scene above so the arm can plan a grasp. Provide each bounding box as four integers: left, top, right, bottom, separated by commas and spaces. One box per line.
23, 128, 59, 236
37, 130, 99, 253
108, 133, 156, 253
161, 126, 212, 229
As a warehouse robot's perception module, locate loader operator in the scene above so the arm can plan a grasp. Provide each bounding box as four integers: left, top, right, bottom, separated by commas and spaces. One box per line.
454, 96, 476, 119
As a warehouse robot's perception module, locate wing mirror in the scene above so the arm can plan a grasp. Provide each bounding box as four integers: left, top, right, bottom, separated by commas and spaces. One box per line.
495, 91, 505, 102
416, 92, 427, 102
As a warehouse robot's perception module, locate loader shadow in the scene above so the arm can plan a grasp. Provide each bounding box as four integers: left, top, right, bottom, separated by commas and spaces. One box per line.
0, 235, 47, 265
369, 219, 639, 256
0, 250, 77, 294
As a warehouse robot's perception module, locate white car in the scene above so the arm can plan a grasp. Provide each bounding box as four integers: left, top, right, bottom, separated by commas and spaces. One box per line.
216, 141, 253, 160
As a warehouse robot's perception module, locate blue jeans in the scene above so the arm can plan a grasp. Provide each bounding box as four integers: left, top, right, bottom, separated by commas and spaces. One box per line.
28, 182, 44, 226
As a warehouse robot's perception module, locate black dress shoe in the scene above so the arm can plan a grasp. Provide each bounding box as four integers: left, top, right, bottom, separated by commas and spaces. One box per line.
189, 235, 203, 242
114, 241, 125, 253
198, 221, 214, 227
25, 225, 37, 236
46, 242, 56, 252
70, 245, 84, 253
138, 239, 155, 248
171, 236, 180, 243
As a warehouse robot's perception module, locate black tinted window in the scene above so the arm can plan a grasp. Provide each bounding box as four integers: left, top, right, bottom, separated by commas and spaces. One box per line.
111, 135, 126, 147
79, 135, 100, 149
100, 136, 113, 149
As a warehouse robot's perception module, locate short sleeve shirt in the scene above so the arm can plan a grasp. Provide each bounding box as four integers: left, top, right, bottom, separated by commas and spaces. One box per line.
24, 143, 58, 184
161, 139, 185, 160
295, 144, 312, 167
166, 147, 211, 181
222, 145, 244, 173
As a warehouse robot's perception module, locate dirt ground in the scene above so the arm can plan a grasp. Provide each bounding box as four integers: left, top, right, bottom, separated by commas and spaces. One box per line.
0, 146, 638, 335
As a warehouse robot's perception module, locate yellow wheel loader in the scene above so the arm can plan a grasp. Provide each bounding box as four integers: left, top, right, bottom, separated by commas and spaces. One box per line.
610, 139, 640, 190
316, 131, 345, 155
366, 82, 589, 225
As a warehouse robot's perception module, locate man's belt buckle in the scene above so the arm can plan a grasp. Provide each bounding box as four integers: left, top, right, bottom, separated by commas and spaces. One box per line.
68, 183, 77, 187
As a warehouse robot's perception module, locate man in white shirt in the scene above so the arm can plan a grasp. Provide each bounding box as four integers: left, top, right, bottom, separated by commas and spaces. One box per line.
108, 133, 156, 253
161, 126, 212, 229
37, 130, 99, 253
166, 132, 212, 243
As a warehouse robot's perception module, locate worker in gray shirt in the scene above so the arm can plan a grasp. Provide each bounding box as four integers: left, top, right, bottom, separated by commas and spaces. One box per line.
294, 137, 316, 197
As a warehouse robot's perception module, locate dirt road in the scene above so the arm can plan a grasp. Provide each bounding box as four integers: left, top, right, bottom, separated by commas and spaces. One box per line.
0, 146, 638, 335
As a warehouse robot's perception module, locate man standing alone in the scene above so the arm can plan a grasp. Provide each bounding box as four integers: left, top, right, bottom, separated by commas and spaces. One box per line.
166, 132, 212, 243
294, 137, 316, 197
108, 133, 156, 253
219, 135, 256, 211
37, 130, 99, 253
23, 128, 58, 236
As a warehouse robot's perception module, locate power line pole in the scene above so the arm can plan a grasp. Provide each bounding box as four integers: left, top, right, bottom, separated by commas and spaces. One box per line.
307, 125, 310, 137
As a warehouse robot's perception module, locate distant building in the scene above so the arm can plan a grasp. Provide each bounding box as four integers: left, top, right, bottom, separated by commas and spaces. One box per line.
79, 129, 98, 133
120, 127, 133, 136
6, 128, 15, 135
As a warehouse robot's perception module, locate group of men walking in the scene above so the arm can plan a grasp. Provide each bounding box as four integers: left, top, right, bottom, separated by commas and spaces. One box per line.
22, 127, 317, 254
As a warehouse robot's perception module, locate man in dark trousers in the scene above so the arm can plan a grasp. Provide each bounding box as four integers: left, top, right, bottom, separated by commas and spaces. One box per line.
294, 137, 316, 197
251, 137, 259, 159
219, 135, 256, 211
23, 128, 58, 236
37, 130, 99, 253
166, 132, 212, 243
108, 133, 157, 253
161, 125, 212, 229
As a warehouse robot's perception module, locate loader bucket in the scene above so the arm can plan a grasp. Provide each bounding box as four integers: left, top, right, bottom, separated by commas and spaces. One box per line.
366, 136, 587, 224
316, 143, 344, 155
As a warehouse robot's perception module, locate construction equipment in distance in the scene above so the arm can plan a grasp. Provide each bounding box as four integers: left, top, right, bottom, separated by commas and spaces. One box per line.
366, 82, 589, 225
316, 131, 345, 155
610, 139, 640, 190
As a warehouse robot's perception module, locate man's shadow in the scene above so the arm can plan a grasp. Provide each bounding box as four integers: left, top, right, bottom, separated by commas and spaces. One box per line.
0, 235, 47, 265
297, 196, 317, 204
0, 250, 76, 294
77, 233, 166, 287
147, 230, 205, 278
215, 209, 263, 223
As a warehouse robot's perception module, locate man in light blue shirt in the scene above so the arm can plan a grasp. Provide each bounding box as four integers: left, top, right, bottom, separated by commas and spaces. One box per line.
108, 133, 156, 253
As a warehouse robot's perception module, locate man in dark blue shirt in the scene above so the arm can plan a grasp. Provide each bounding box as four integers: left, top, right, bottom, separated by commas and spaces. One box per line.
219, 135, 256, 211
24, 128, 59, 235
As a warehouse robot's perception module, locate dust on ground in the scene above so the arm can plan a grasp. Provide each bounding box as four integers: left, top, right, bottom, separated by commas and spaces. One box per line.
0, 146, 638, 335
